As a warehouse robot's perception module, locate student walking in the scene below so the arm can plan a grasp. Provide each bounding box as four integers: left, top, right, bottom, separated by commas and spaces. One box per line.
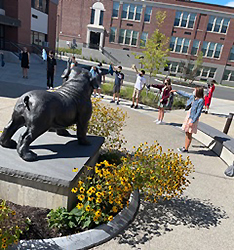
90, 65, 102, 98
47, 51, 57, 89
42, 48, 47, 62
151, 78, 172, 124
131, 65, 146, 109
110, 65, 124, 105
204, 80, 216, 114
171, 87, 204, 153
20, 47, 30, 78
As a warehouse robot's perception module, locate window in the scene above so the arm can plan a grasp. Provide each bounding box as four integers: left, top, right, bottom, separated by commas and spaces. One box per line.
140, 32, 148, 47
121, 4, 142, 21
191, 40, 200, 55
207, 16, 230, 34
167, 61, 184, 74
99, 10, 104, 25
31, 0, 48, 14
31, 30, 46, 46
222, 70, 234, 81
174, 11, 197, 29
170, 37, 191, 54
90, 9, 95, 24
112, 2, 119, 18
144, 6, 152, 23
196, 67, 217, 78
229, 46, 234, 61
118, 29, 139, 46
109, 27, 116, 43
201, 41, 223, 59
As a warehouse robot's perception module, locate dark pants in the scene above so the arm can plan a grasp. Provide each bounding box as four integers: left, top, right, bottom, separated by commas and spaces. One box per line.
47, 71, 54, 88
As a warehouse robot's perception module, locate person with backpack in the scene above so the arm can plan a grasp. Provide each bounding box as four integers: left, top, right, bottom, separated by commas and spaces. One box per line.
151, 78, 172, 124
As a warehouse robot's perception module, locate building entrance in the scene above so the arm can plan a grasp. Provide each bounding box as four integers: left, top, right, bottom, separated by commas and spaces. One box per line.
89, 31, 100, 49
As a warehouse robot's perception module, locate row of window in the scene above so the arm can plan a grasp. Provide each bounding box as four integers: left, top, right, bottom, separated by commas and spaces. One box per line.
170, 36, 223, 59
174, 11, 230, 34
167, 62, 234, 82
112, 2, 152, 22
31, 30, 46, 46
167, 62, 216, 79
109, 27, 148, 47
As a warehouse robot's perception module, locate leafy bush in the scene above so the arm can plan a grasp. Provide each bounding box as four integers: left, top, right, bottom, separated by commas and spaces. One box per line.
58, 47, 82, 55
101, 82, 185, 109
0, 200, 25, 250
88, 98, 127, 151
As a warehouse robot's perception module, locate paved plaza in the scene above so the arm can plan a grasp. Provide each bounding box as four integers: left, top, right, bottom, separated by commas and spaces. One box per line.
0, 59, 234, 250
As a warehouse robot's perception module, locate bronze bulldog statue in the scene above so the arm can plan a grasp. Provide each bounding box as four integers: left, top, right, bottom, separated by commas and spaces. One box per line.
0, 66, 95, 161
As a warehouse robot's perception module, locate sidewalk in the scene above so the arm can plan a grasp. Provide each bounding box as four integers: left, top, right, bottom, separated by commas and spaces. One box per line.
0, 61, 234, 250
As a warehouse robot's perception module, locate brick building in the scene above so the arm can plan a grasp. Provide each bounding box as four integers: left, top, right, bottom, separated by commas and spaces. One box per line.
58, 0, 234, 86
0, 0, 58, 51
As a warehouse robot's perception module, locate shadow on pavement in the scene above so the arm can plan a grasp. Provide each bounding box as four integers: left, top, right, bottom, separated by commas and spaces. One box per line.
0, 82, 44, 98
116, 197, 228, 247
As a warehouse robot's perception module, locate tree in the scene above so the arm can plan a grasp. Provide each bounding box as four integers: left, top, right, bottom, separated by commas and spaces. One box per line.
179, 51, 203, 84
134, 11, 170, 81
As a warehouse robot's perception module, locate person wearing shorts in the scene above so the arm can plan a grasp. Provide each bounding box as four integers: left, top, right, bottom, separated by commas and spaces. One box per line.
131, 65, 146, 109
110, 66, 124, 105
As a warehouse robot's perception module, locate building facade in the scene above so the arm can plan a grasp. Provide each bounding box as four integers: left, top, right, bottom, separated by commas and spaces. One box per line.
0, 0, 58, 51
58, 0, 234, 86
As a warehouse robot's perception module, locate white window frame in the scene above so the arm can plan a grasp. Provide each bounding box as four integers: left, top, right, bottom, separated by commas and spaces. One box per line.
174, 11, 197, 29
202, 42, 223, 59
140, 32, 148, 47
119, 29, 139, 47
167, 62, 184, 74
207, 16, 230, 34
112, 2, 119, 18
121, 4, 142, 22
109, 27, 116, 43
229, 46, 234, 61
222, 70, 234, 81
191, 40, 200, 56
170, 37, 191, 54
197, 67, 217, 78
144, 6, 152, 23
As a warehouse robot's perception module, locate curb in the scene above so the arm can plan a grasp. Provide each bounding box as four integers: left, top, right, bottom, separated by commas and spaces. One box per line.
10, 190, 140, 250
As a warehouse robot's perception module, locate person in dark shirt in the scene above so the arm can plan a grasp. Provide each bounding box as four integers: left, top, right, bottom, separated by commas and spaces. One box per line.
110, 65, 124, 105
47, 50, 57, 89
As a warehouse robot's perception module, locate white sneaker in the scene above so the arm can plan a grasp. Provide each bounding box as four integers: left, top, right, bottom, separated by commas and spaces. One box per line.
153, 119, 159, 123
156, 120, 162, 124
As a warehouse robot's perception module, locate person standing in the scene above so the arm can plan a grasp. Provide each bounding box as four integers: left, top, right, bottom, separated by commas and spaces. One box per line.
151, 78, 172, 124
171, 87, 204, 153
204, 80, 216, 114
90, 65, 101, 98
70, 56, 78, 69
131, 65, 146, 109
21, 47, 30, 78
110, 65, 124, 105
47, 51, 57, 89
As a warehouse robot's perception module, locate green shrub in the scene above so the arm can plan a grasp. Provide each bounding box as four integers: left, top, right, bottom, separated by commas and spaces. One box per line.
58, 47, 82, 55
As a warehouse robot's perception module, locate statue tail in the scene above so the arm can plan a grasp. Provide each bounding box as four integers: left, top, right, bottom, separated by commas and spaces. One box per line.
24, 96, 30, 111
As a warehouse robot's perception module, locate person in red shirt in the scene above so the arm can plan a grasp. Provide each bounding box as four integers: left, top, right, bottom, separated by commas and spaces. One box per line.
151, 78, 172, 124
204, 80, 216, 114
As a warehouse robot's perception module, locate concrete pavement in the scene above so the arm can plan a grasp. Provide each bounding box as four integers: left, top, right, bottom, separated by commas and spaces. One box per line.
0, 58, 234, 250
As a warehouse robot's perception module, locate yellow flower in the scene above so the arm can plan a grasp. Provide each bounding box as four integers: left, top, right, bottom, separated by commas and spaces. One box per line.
2, 237, 7, 243
93, 215, 99, 222
87, 189, 92, 195
88, 197, 94, 201
14, 239, 18, 244
96, 184, 102, 190
80, 187, 85, 193
78, 194, 85, 201
76, 203, 83, 209
108, 215, 113, 221
96, 192, 102, 197
72, 168, 78, 172
78, 181, 84, 186
112, 206, 118, 213
12, 210, 16, 216
95, 210, 101, 217
109, 199, 113, 204
87, 176, 92, 180
71, 187, 78, 193
96, 198, 102, 203
1, 243, 7, 249
85, 205, 91, 212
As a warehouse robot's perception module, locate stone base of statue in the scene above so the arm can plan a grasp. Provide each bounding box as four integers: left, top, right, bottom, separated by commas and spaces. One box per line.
0, 127, 104, 210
